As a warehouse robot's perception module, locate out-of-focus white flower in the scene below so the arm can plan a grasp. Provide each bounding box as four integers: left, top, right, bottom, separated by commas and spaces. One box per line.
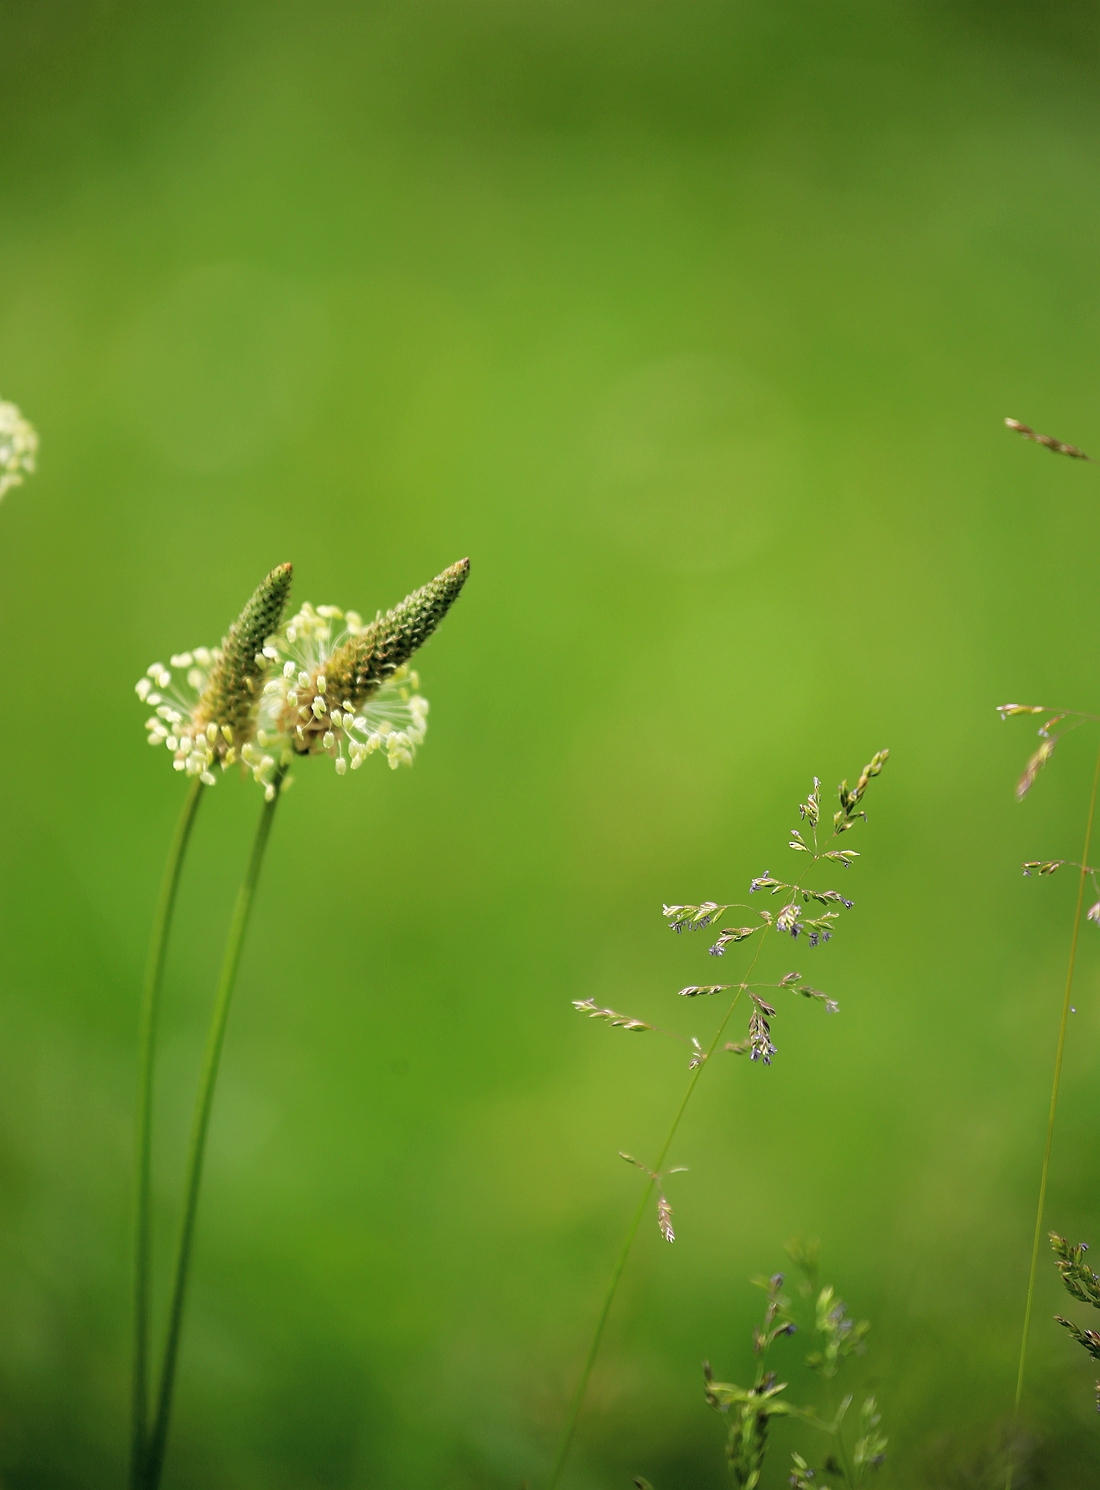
0, 397, 38, 501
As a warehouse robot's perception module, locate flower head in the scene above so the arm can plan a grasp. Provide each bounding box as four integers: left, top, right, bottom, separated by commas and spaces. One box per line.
249, 558, 469, 792
136, 564, 294, 788
0, 396, 38, 501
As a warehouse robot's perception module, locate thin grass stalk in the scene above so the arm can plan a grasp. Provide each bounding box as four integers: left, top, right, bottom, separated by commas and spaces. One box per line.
546, 938, 767, 1490
1006, 739, 1100, 1490
130, 776, 205, 1489
143, 768, 286, 1490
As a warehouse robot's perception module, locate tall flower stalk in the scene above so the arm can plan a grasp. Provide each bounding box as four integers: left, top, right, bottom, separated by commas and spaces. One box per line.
998, 704, 1100, 1489
999, 393, 1098, 1490
143, 765, 287, 1490
130, 560, 294, 1488
130, 558, 469, 1490
548, 754, 888, 1489
130, 774, 204, 1484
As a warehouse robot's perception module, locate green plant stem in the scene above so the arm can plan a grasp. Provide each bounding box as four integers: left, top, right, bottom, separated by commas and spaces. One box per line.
1006, 738, 1100, 1490
546, 937, 767, 1490
131, 776, 205, 1490
143, 771, 286, 1490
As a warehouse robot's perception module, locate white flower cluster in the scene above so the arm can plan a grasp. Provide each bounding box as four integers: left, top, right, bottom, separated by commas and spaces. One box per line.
256, 602, 429, 778
0, 397, 38, 501
136, 648, 233, 786
136, 603, 429, 798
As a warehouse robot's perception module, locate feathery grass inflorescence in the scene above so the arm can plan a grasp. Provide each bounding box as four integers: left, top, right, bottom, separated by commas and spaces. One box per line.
998, 702, 1100, 1476
1050, 1233, 1100, 1414
548, 753, 889, 1488
633, 1244, 886, 1490
131, 559, 469, 1490
0, 394, 37, 501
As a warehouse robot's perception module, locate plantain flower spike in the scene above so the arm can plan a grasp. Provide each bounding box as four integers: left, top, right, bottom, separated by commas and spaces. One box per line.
248, 558, 469, 795
136, 563, 294, 787
0, 395, 38, 501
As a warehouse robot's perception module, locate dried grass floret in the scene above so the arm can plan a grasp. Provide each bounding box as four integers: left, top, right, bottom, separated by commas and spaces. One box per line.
1005, 417, 1091, 460
572, 998, 652, 1032
748, 997, 777, 1064
620, 1152, 687, 1242
663, 902, 734, 932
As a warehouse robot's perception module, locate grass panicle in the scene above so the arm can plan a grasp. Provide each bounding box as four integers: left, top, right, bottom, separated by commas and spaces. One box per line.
547, 753, 889, 1488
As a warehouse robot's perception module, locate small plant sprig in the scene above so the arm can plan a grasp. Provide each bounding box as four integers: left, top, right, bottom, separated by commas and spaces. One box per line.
1050, 1232, 1100, 1414
634, 1245, 886, 1490
549, 753, 889, 1488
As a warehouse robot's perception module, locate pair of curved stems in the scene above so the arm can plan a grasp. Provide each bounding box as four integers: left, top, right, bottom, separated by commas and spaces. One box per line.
1005, 740, 1100, 1490
130, 769, 286, 1490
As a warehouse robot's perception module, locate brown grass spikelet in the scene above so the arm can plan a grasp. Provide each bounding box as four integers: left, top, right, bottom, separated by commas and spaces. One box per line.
620, 1152, 687, 1242
1006, 417, 1092, 461
657, 1196, 675, 1243
572, 998, 652, 1032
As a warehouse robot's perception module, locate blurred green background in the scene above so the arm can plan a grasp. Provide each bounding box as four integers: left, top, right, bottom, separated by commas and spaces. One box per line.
4, 0, 1100, 1484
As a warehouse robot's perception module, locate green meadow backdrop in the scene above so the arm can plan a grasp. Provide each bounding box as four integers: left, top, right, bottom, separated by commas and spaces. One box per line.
3, 1, 1100, 1484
